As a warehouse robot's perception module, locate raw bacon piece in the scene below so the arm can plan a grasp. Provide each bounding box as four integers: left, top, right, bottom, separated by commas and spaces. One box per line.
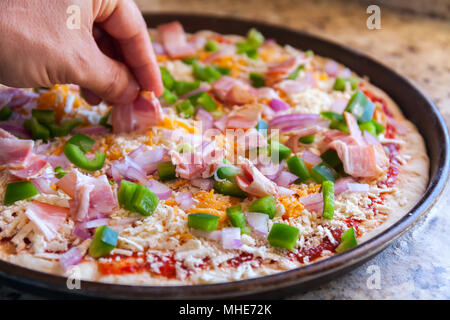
344, 112, 364, 145
9, 154, 47, 179
235, 159, 278, 197
211, 76, 255, 104
217, 104, 263, 130
25, 201, 69, 240
332, 141, 389, 178
112, 91, 163, 134
157, 21, 196, 58
0, 129, 34, 168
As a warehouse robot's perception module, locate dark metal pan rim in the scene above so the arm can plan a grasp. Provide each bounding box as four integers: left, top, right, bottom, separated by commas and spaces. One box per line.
0, 13, 448, 299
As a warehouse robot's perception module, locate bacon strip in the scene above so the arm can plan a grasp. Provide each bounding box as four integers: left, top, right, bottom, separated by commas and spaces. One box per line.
25, 201, 69, 241
112, 91, 163, 134
236, 159, 278, 197
157, 21, 196, 58
211, 76, 255, 105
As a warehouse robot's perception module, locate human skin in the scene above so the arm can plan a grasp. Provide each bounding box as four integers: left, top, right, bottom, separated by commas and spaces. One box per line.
0, 0, 163, 104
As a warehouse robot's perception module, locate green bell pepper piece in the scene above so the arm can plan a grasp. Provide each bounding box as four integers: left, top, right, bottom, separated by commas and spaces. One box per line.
64, 143, 106, 171
4, 181, 38, 205
267, 223, 299, 251
256, 119, 268, 136
213, 180, 247, 198
0, 106, 12, 121
359, 121, 377, 137
25, 117, 50, 141
345, 90, 375, 123
131, 184, 160, 216
336, 227, 358, 253
371, 119, 385, 134
118, 180, 139, 211
31, 109, 55, 126
161, 88, 178, 105
322, 180, 335, 220
174, 80, 201, 96
311, 162, 338, 183
160, 67, 175, 90
188, 213, 220, 231
48, 118, 83, 137
287, 155, 310, 182
176, 99, 195, 119
269, 140, 292, 163
333, 77, 359, 91
196, 92, 217, 112
54, 166, 67, 179
249, 72, 265, 88
248, 195, 276, 219
204, 40, 220, 52
226, 205, 251, 234
157, 161, 176, 181
88, 225, 118, 258
298, 135, 315, 144
287, 65, 305, 80
320, 149, 342, 169
66, 133, 95, 153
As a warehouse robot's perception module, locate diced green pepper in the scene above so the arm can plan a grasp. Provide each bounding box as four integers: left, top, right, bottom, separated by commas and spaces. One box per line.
305, 50, 314, 57
236, 28, 264, 59
193, 63, 222, 83
182, 57, 198, 65
174, 80, 201, 96
320, 149, 342, 168
4, 181, 38, 205
160, 67, 175, 90
213, 180, 248, 198
196, 92, 217, 112
64, 143, 106, 171
249, 72, 265, 88
298, 135, 315, 144
161, 88, 178, 105
269, 140, 292, 163
333, 77, 359, 91
216, 165, 239, 182
31, 109, 55, 126
204, 40, 220, 52
25, 117, 50, 141
66, 133, 95, 154
311, 162, 338, 183
248, 195, 276, 219
336, 227, 358, 253
267, 223, 299, 251
371, 119, 385, 134
118, 180, 139, 211
48, 118, 83, 137
287, 65, 305, 80
320, 111, 349, 134
99, 110, 112, 129
359, 121, 377, 137
88, 225, 118, 258
345, 90, 375, 123
247, 28, 264, 47
176, 100, 195, 119
215, 66, 230, 75
188, 213, 220, 231
131, 184, 160, 216
0, 106, 12, 121
54, 166, 67, 179
226, 205, 251, 234
322, 180, 334, 220
157, 161, 176, 182
287, 156, 310, 182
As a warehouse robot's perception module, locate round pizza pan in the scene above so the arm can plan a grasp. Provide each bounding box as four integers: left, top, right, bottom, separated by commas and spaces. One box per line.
0, 13, 448, 299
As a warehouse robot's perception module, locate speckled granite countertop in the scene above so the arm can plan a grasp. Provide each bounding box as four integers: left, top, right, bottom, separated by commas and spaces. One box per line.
1, 0, 449, 300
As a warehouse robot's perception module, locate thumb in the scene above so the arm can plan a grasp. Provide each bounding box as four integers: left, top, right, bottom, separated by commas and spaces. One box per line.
73, 45, 139, 104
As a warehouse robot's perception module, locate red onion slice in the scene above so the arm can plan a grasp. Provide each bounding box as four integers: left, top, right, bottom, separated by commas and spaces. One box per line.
334, 177, 354, 194
221, 227, 242, 249
269, 113, 320, 132
269, 98, 290, 112
175, 192, 198, 211
301, 150, 322, 166
146, 179, 172, 200
73, 225, 92, 240
31, 177, 57, 195
195, 107, 214, 130
275, 171, 298, 187
0, 122, 31, 139
59, 247, 83, 270
331, 98, 348, 114
325, 60, 339, 77
81, 217, 110, 229
363, 131, 380, 145
129, 147, 165, 174
278, 186, 295, 197
246, 212, 269, 235
191, 229, 222, 241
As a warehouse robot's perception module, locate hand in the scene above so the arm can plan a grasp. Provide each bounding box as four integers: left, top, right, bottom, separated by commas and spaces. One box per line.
0, 0, 163, 104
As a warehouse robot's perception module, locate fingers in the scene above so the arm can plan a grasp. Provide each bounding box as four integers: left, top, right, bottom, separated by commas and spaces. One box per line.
74, 41, 139, 104
97, 0, 163, 97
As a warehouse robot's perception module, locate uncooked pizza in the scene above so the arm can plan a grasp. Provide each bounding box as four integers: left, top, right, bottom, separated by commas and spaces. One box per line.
0, 21, 428, 285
